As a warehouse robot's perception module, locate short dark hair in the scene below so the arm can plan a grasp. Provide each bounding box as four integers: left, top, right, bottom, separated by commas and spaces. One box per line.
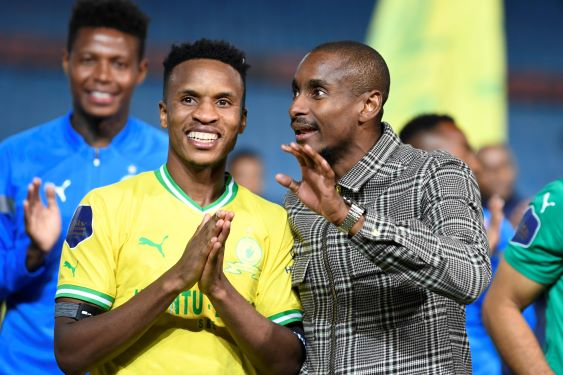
162, 39, 250, 106
67, 0, 149, 59
313, 41, 390, 104
399, 114, 456, 144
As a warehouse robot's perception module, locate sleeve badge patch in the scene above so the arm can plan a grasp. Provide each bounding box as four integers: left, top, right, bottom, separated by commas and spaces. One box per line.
65, 205, 93, 249
510, 206, 541, 248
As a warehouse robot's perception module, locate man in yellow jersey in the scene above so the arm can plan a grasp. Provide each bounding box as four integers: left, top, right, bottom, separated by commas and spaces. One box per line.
54, 39, 305, 374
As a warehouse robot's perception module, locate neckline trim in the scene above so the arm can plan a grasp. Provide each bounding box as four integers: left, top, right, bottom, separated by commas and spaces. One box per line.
154, 165, 238, 213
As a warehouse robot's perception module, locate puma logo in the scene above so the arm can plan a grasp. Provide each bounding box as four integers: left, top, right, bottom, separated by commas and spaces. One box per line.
54, 180, 71, 202
63, 260, 78, 277
540, 192, 556, 213
139, 235, 168, 257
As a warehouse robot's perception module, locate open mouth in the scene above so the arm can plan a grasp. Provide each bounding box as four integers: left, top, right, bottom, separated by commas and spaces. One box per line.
88, 90, 115, 105
187, 131, 220, 148
293, 126, 318, 142
295, 128, 317, 136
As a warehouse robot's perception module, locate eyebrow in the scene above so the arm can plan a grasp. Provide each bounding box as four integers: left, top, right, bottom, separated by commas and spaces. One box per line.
292, 78, 331, 91
307, 79, 330, 88
177, 89, 237, 99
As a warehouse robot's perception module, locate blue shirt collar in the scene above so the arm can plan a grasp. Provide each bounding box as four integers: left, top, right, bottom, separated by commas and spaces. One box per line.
62, 111, 136, 150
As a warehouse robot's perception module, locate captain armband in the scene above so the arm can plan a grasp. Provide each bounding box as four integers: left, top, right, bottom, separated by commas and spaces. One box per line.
55, 302, 103, 321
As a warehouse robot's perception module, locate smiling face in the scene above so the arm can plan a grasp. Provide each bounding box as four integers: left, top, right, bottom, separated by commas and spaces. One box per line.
63, 27, 147, 121
160, 58, 246, 170
289, 51, 369, 165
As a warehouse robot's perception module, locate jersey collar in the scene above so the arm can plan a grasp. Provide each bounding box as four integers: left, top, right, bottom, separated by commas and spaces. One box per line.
155, 164, 238, 214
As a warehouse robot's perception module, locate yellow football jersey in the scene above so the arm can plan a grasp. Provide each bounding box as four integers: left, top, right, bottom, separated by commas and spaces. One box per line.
57, 165, 302, 374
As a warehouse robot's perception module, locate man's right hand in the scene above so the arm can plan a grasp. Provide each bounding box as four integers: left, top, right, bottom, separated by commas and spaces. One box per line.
276, 142, 350, 226
24, 177, 62, 271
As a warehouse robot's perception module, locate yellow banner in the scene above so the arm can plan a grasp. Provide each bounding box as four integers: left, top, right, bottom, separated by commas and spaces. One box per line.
366, 0, 506, 148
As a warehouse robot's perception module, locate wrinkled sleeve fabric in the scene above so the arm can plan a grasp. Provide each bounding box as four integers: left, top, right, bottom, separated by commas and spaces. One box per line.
350, 156, 491, 304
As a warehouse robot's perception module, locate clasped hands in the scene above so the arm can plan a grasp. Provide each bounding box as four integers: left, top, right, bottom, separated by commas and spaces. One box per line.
176, 211, 234, 299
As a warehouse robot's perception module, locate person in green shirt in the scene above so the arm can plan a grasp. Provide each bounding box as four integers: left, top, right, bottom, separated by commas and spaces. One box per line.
483, 179, 563, 374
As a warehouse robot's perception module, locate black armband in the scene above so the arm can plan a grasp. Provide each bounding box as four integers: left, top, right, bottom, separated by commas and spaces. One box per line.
287, 322, 307, 355
55, 302, 102, 321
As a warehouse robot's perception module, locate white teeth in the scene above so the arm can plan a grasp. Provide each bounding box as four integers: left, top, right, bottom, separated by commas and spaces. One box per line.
91, 91, 112, 99
188, 131, 218, 142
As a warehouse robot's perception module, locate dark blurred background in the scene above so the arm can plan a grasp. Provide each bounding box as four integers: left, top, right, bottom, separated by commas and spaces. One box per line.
1, 0, 562, 202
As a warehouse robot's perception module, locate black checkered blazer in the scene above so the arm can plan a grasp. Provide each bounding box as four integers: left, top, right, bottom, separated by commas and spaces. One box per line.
286, 123, 491, 374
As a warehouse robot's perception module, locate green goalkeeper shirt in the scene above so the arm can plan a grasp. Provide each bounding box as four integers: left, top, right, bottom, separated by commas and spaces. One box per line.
505, 179, 563, 374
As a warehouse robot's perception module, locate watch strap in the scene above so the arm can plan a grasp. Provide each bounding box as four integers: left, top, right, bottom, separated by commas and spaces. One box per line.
336, 199, 365, 233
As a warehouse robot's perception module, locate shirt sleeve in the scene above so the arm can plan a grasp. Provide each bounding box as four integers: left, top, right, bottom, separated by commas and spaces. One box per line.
0, 141, 47, 299
504, 180, 563, 286
350, 155, 492, 304
56, 191, 117, 311
254, 208, 303, 326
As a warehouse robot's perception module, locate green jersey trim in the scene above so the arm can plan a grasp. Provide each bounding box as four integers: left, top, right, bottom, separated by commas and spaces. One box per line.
56, 284, 114, 311
268, 309, 303, 326
154, 165, 238, 214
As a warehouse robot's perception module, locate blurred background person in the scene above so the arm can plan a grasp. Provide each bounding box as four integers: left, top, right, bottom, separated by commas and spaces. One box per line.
0, 1, 167, 373
228, 149, 265, 196
477, 144, 529, 227
400, 113, 536, 375
399, 114, 481, 174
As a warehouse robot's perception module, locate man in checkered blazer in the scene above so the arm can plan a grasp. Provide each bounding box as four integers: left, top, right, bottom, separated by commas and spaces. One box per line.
276, 41, 491, 374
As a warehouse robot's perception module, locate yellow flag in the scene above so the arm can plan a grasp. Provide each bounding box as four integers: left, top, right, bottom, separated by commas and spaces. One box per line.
366, 0, 506, 148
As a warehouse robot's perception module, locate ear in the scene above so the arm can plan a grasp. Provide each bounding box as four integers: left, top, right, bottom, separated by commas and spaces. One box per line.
159, 101, 168, 129
62, 50, 70, 76
136, 58, 149, 85
359, 90, 383, 123
238, 108, 247, 134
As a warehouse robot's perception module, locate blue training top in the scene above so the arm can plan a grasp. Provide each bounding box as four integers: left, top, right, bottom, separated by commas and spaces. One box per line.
0, 113, 168, 374
466, 207, 536, 375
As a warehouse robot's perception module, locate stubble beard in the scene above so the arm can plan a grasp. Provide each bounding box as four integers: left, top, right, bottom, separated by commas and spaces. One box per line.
319, 137, 352, 168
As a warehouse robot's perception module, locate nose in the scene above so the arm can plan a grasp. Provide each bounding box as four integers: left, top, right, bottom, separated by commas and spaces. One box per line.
192, 99, 219, 124
289, 93, 308, 119
93, 61, 111, 83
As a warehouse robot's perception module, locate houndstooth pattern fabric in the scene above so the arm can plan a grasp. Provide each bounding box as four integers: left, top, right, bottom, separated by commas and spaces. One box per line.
286, 123, 491, 374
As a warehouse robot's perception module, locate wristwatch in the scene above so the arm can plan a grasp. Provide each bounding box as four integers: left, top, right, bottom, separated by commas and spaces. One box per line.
336, 196, 365, 234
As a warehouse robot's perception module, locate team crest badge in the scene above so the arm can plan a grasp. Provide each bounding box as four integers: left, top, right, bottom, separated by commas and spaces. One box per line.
66, 205, 93, 248
510, 206, 541, 248
224, 237, 263, 279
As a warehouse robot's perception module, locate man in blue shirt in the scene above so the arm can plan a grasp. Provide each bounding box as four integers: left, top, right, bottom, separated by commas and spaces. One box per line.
0, 1, 167, 373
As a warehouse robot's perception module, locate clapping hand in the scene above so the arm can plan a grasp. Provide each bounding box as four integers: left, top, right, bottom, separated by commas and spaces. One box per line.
24, 178, 62, 270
